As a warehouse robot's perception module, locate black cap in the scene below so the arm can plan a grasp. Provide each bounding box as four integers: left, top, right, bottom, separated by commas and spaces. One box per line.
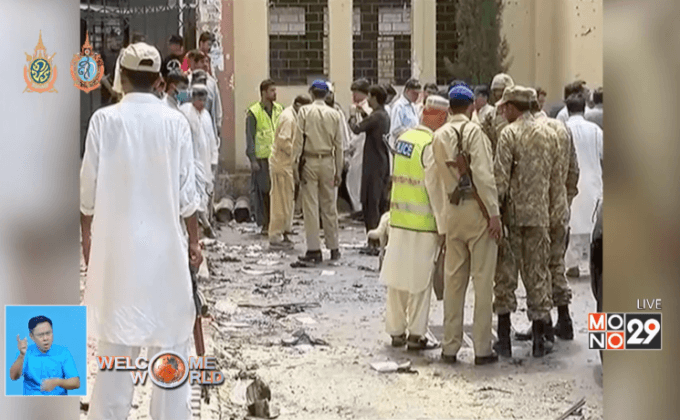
404, 78, 422, 90
169, 35, 184, 46
350, 78, 370, 94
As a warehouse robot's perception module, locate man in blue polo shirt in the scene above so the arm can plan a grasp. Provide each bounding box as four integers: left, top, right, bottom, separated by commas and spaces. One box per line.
9, 315, 80, 395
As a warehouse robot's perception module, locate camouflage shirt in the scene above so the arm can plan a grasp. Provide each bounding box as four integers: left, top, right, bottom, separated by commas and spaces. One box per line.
481, 106, 509, 157
494, 111, 560, 227
535, 112, 580, 227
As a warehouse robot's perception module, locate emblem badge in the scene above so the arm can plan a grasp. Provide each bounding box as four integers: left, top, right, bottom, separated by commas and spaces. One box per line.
23, 31, 58, 93
71, 32, 105, 93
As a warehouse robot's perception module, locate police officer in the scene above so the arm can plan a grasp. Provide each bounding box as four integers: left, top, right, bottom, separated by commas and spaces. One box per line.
493, 86, 561, 358
379, 95, 450, 351
292, 80, 343, 264
430, 84, 503, 365
246, 79, 284, 235
481, 73, 515, 155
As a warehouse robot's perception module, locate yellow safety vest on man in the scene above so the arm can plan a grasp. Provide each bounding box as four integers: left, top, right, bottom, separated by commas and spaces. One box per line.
248, 101, 284, 159
390, 127, 437, 232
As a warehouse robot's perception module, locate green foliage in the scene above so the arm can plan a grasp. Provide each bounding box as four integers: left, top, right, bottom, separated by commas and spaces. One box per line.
445, 0, 512, 85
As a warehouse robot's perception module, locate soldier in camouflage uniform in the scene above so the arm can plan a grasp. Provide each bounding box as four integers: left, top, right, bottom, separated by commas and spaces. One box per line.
481, 73, 515, 156
514, 90, 581, 342
492, 86, 561, 358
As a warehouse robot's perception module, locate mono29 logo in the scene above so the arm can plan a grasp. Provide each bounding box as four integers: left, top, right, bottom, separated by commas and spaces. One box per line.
588, 313, 662, 350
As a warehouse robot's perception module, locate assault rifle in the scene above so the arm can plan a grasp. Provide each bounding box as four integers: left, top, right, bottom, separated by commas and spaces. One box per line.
445, 123, 490, 222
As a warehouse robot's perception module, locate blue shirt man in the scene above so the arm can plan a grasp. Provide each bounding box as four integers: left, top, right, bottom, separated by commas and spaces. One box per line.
389, 78, 422, 146
9, 315, 80, 395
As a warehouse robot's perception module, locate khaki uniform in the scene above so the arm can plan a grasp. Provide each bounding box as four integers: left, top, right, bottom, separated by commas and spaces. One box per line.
430, 114, 500, 358
293, 99, 343, 251
493, 111, 560, 322
535, 111, 580, 306
268, 106, 299, 243
481, 106, 509, 156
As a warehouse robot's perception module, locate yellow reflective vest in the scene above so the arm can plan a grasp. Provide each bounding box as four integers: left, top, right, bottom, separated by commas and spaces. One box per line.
390, 127, 437, 232
248, 101, 284, 159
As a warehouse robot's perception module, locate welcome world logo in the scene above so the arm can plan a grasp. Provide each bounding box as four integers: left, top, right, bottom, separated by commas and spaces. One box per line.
97, 351, 224, 388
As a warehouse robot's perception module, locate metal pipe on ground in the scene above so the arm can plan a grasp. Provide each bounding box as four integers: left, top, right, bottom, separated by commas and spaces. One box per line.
234, 196, 251, 223
214, 196, 235, 222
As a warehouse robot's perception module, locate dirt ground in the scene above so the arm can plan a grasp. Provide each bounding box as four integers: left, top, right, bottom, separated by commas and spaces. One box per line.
80, 214, 603, 420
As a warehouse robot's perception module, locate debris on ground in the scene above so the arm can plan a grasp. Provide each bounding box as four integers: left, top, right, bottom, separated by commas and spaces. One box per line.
292, 315, 317, 325
262, 305, 305, 318
473, 386, 512, 394
321, 270, 335, 276
240, 267, 283, 276
238, 301, 319, 310
246, 378, 279, 419
281, 329, 329, 347
369, 360, 418, 374
556, 396, 586, 420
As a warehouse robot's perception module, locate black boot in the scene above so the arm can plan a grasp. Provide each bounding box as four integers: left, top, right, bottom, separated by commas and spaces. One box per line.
493, 313, 512, 357
544, 314, 555, 343
532, 321, 545, 357
554, 305, 574, 340
298, 250, 322, 263
532, 320, 554, 357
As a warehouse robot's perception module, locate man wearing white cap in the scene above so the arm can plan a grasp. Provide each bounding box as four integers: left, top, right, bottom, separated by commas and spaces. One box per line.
481, 73, 514, 155
181, 82, 220, 238
431, 84, 502, 366
373, 94, 450, 351
80, 42, 202, 419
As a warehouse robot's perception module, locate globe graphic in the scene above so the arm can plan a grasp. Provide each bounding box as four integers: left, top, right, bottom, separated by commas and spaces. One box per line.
149, 352, 187, 388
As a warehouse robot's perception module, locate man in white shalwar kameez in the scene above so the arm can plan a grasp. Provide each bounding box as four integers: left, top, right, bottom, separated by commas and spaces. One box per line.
163, 72, 211, 213
80, 43, 203, 420
375, 95, 450, 351
564, 93, 603, 277
180, 83, 219, 237
346, 79, 372, 214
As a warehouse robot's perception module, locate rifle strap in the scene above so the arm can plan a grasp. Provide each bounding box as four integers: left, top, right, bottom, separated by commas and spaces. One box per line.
453, 121, 491, 222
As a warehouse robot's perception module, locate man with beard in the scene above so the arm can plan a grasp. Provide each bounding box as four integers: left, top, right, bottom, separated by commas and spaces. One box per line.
246, 79, 283, 235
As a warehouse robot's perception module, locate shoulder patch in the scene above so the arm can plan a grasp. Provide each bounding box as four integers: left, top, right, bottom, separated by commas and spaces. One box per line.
395, 140, 415, 158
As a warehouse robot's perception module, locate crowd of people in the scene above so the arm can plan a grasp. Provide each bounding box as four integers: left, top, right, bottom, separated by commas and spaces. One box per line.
78, 32, 603, 416
247, 72, 603, 363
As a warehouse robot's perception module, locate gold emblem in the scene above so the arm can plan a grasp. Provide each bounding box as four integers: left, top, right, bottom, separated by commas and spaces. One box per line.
24, 31, 58, 93
71, 32, 105, 93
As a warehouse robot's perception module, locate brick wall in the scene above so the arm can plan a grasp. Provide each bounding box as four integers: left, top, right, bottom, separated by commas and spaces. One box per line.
436, 0, 457, 85
353, 0, 411, 85
269, 0, 327, 85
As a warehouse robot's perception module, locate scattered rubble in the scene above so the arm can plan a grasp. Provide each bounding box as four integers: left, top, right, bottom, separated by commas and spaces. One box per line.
281, 329, 329, 347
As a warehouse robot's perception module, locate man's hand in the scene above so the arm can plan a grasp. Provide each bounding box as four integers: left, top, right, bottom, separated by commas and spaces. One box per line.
334, 175, 341, 187
488, 215, 503, 243
250, 160, 261, 172
438, 235, 446, 249
17, 335, 27, 356
40, 378, 59, 392
189, 242, 203, 269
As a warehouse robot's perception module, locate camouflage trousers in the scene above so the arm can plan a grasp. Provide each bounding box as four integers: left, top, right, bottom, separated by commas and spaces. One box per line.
493, 226, 552, 322
550, 224, 572, 306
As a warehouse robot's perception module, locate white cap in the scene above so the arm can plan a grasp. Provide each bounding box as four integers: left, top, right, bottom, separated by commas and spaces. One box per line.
425, 95, 449, 111
119, 42, 161, 73
191, 84, 209, 94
